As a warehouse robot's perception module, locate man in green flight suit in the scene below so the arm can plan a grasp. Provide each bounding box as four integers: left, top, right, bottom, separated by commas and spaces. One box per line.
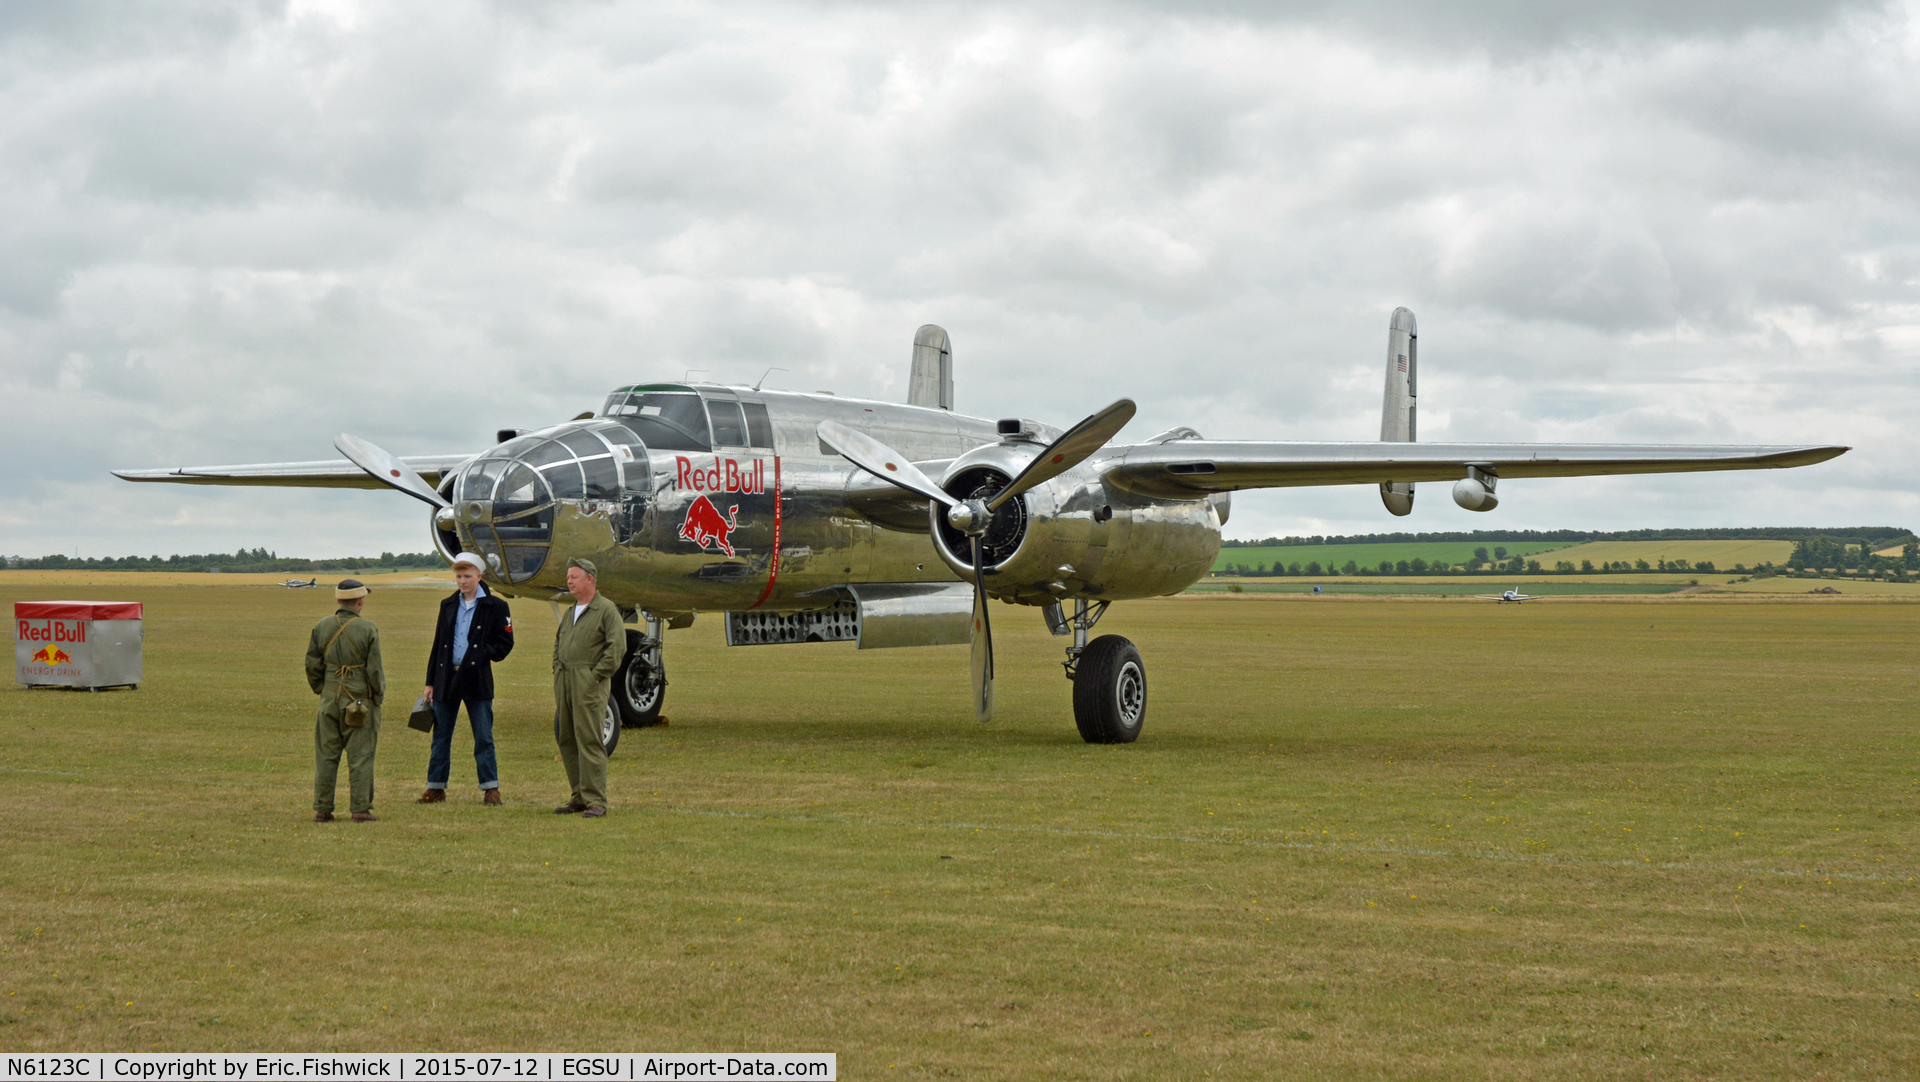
305, 579, 386, 822
553, 558, 625, 818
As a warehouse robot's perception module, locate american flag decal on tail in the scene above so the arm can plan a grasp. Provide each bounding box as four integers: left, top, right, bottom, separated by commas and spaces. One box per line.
1397, 354, 1408, 372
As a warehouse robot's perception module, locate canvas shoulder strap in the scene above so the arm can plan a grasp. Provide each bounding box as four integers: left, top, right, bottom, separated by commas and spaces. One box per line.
323, 614, 365, 680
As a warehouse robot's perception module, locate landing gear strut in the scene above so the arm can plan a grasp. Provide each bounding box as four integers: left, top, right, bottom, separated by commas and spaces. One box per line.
1064, 600, 1146, 744
613, 613, 668, 729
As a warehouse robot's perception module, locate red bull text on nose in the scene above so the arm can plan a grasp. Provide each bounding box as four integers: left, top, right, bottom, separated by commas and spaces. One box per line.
680, 495, 741, 557
673, 455, 767, 494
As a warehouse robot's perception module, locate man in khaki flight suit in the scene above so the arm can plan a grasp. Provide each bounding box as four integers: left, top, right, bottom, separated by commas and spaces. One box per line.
552, 558, 625, 818
305, 579, 385, 822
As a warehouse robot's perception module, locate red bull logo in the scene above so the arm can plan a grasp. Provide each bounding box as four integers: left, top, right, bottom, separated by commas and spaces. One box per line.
30, 645, 72, 666
18, 618, 86, 645
673, 455, 768, 494
680, 495, 740, 557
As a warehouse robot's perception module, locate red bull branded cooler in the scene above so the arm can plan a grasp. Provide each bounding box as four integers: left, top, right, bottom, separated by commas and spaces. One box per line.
15, 601, 144, 691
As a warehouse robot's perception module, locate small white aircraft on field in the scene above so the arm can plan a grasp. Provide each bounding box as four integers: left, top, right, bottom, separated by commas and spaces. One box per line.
279, 578, 318, 589
1477, 589, 1544, 602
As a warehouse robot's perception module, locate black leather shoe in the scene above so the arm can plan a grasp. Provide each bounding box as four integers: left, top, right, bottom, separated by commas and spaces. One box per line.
314, 812, 335, 822
554, 802, 587, 814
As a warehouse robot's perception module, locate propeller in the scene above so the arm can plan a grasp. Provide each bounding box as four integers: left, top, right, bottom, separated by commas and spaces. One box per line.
814, 420, 958, 511
985, 398, 1136, 511
335, 433, 452, 509
817, 398, 1135, 723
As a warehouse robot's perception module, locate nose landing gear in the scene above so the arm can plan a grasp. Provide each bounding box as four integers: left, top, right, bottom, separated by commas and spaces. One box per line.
1062, 599, 1145, 744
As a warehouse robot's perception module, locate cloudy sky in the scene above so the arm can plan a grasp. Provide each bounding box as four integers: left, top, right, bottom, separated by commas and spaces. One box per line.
4, 0, 1916, 558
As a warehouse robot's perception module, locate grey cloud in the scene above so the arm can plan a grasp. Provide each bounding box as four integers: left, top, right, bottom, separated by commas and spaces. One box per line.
1092, 0, 1890, 52
2, 0, 1915, 559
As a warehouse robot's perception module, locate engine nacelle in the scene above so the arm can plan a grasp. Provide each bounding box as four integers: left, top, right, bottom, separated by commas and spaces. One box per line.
929, 442, 1220, 603
1451, 476, 1498, 512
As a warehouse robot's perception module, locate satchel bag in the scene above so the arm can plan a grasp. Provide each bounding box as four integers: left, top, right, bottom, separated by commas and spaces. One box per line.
408, 694, 435, 733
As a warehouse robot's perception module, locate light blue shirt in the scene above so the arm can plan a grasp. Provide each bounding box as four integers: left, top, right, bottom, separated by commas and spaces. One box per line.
452, 584, 487, 666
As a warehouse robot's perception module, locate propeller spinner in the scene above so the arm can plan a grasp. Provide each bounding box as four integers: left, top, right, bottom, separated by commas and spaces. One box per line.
818, 398, 1135, 722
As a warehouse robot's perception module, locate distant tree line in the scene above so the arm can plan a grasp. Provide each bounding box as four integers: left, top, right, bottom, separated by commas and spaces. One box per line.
2, 548, 446, 573
1785, 536, 1919, 576
1221, 526, 1913, 548
1221, 537, 1912, 579
1218, 535, 1920, 580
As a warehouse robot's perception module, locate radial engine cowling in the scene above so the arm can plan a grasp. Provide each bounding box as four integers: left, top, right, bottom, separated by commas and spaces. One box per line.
928, 442, 1221, 603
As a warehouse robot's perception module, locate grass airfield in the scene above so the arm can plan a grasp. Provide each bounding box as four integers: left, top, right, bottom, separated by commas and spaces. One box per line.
2, 578, 1917, 1079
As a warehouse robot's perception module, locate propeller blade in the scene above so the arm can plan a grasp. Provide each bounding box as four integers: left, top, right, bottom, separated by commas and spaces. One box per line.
335, 433, 451, 509
969, 534, 994, 723
986, 398, 1136, 512
817, 420, 958, 509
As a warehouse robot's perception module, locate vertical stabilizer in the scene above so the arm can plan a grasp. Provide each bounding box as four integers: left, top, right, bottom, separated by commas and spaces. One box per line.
908, 325, 954, 410
1379, 307, 1417, 516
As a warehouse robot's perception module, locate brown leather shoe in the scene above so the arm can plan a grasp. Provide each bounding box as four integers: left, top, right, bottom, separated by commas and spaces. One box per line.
483, 789, 502, 806
417, 788, 446, 804
554, 802, 587, 814
580, 805, 607, 818
314, 812, 335, 822
351, 812, 379, 822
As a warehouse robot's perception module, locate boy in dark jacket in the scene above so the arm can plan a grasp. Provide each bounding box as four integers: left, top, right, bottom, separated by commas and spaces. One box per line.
420, 553, 515, 804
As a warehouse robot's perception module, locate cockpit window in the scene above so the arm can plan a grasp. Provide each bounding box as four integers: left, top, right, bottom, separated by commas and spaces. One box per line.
594, 422, 646, 450
742, 401, 774, 449
708, 400, 748, 447
602, 392, 710, 451
523, 439, 572, 470
557, 431, 606, 459
498, 464, 543, 505
460, 459, 505, 502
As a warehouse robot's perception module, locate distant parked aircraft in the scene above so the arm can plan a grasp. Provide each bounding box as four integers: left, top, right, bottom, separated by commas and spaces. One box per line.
1477, 589, 1543, 603
280, 578, 317, 589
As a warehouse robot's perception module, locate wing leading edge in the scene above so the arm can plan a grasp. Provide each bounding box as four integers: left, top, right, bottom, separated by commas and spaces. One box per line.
112, 455, 474, 490
1101, 441, 1847, 499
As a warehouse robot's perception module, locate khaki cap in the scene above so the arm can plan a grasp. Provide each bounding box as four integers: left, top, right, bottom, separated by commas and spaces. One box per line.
567, 557, 598, 577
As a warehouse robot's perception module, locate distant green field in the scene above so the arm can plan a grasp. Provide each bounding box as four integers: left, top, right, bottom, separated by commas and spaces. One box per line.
1546, 540, 1795, 568
1187, 579, 1691, 596
1213, 540, 1570, 574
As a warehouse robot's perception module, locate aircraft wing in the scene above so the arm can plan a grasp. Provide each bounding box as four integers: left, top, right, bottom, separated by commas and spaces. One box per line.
1100, 441, 1846, 499
112, 454, 476, 490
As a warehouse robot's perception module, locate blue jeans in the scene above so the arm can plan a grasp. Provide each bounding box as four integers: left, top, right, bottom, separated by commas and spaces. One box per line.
427, 696, 498, 790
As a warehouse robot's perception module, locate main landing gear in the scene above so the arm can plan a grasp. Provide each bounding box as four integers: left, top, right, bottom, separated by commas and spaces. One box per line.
601, 613, 668, 756
1062, 599, 1145, 744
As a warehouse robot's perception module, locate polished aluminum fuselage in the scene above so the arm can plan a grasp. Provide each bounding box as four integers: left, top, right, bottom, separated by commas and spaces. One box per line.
451, 387, 1224, 613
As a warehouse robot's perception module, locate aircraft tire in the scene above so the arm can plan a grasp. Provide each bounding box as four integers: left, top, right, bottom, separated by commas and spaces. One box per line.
614, 629, 667, 728
1072, 635, 1146, 744
601, 701, 622, 757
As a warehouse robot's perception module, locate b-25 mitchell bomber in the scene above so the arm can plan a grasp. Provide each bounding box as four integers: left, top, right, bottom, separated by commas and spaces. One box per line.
117, 309, 1845, 747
